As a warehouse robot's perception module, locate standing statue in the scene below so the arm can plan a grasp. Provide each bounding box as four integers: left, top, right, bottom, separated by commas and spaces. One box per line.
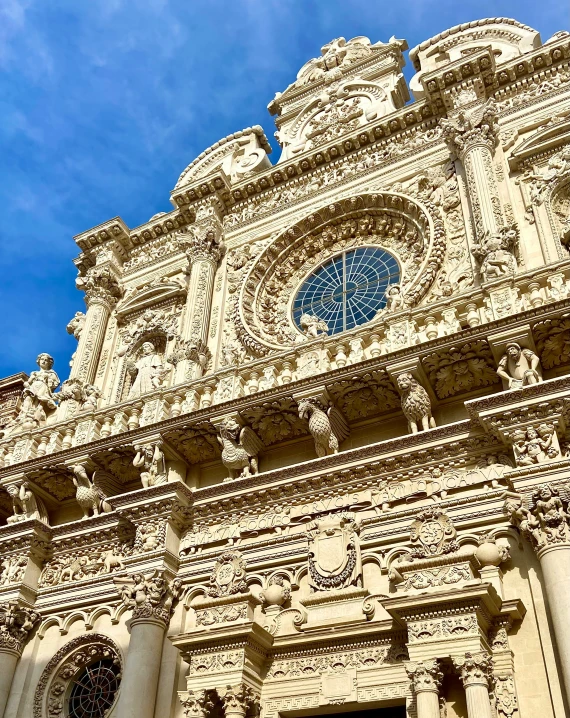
71, 464, 112, 518
133, 441, 167, 488
396, 373, 436, 434
217, 418, 264, 480
17, 353, 59, 429
384, 283, 406, 312
6, 482, 49, 525
127, 342, 169, 399
496, 342, 543, 389
297, 397, 349, 457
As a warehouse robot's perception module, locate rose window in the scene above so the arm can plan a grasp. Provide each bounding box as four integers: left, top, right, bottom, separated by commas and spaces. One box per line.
293, 247, 399, 335
68, 658, 121, 717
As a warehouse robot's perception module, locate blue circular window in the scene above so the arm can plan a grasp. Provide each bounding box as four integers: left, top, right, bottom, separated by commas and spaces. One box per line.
293, 247, 399, 335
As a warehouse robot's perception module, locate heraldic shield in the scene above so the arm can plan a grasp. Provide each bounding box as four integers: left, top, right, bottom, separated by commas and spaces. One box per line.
307, 512, 362, 592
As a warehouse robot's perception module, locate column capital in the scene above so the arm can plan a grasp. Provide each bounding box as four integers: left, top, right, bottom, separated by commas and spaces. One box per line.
440, 98, 499, 159
179, 689, 214, 718
219, 683, 260, 718
504, 484, 570, 553
118, 570, 183, 628
0, 601, 41, 656
405, 659, 443, 693
453, 651, 493, 688
77, 267, 123, 308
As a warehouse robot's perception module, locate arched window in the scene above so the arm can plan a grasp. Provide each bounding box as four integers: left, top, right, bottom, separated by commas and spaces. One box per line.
293, 247, 399, 335
68, 658, 121, 717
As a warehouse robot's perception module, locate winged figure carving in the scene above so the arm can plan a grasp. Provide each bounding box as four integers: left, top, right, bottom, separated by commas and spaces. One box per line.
71, 464, 116, 518
297, 397, 349, 457
217, 418, 264, 480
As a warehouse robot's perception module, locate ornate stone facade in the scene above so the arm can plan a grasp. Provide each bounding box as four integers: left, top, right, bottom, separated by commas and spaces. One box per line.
1, 16, 570, 718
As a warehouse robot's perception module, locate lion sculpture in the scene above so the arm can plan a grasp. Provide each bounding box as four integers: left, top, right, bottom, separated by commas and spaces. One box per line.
396, 373, 436, 434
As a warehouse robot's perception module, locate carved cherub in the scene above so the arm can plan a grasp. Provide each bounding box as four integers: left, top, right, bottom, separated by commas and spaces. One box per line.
396, 373, 436, 434
297, 397, 349, 457
511, 424, 558, 466
217, 418, 264, 480
497, 342, 543, 389
384, 283, 406, 312
298, 313, 329, 340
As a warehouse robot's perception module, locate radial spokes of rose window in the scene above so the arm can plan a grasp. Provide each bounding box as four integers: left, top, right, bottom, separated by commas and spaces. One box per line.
68, 659, 121, 718
293, 247, 400, 335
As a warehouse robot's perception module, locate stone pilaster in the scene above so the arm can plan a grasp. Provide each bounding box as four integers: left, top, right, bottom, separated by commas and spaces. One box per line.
441, 99, 502, 239
72, 267, 122, 385
453, 652, 494, 718
0, 602, 40, 718
406, 660, 442, 718
177, 202, 225, 383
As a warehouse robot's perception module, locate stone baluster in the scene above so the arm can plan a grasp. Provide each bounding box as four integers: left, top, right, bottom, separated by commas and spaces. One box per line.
115, 571, 182, 718
220, 683, 260, 718
0, 602, 40, 718
453, 652, 494, 718
505, 488, 570, 703
441, 99, 502, 240
176, 202, 225, 383
72, 267, 122, 385
406, 660, 443, 718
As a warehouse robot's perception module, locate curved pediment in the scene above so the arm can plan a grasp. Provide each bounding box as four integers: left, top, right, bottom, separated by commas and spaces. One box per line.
116, 277, 186, 319
174, 126, 272, 189
509, 117, 570, 170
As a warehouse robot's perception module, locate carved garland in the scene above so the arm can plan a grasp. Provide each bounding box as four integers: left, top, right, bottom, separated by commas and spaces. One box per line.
236, 192, 444, 356
33, 633, 122, 718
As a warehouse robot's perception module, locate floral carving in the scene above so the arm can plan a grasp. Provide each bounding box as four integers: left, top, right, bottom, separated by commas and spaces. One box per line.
453, 651, 493, 688
533, 316, 570, 369
328, 372, 400, 420
241, 399, 308, 446
179, 690, 215, 718
405, 659, 443, 692
423, 342, 499, 399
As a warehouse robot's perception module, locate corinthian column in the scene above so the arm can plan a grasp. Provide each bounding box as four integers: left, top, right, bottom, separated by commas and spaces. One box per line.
441, 99, 503, 238
220, 683, 260, 718
179, 690, 214, 718
0, 602, 40, 718
72, 267, 122, 384
406, 660, 443, 718
453, 652, 494, 718
505, 487, 570, 703
176, 203, 224, 383
115, 571, 182, 718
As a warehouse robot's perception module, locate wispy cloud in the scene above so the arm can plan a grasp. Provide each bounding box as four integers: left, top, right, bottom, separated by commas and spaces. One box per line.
0, 0, 567, 376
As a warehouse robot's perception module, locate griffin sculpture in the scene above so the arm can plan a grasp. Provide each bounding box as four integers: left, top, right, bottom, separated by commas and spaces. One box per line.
71, 464, 113, 518
217, 418, 264, 480
297, 397, 349, 457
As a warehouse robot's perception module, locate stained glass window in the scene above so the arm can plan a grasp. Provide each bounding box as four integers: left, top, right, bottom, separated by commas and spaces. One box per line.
293, 247, 400, 335
68, 658, 121, 717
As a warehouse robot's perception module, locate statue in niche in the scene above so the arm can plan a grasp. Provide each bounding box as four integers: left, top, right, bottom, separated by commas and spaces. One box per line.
217, 418, 264, 480
298, 313, 329, 340
496, 342, 543, 389
17, 353, 60, 429
127, 342, 169, 398
471, 227, 518, 283
133, 441, 167, 488
6, 482, 49, 525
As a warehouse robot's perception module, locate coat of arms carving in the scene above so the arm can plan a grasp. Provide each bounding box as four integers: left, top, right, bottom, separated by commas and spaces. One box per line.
307, 512, 362, 592
410, 508, 458, 558
207, 551, 248, 598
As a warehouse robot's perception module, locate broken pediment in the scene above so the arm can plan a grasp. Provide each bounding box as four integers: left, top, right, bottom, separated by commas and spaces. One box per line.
116, 277, 187, 319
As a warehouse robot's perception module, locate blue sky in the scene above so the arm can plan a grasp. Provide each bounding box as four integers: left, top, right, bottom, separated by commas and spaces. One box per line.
0, 0, 567, 380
